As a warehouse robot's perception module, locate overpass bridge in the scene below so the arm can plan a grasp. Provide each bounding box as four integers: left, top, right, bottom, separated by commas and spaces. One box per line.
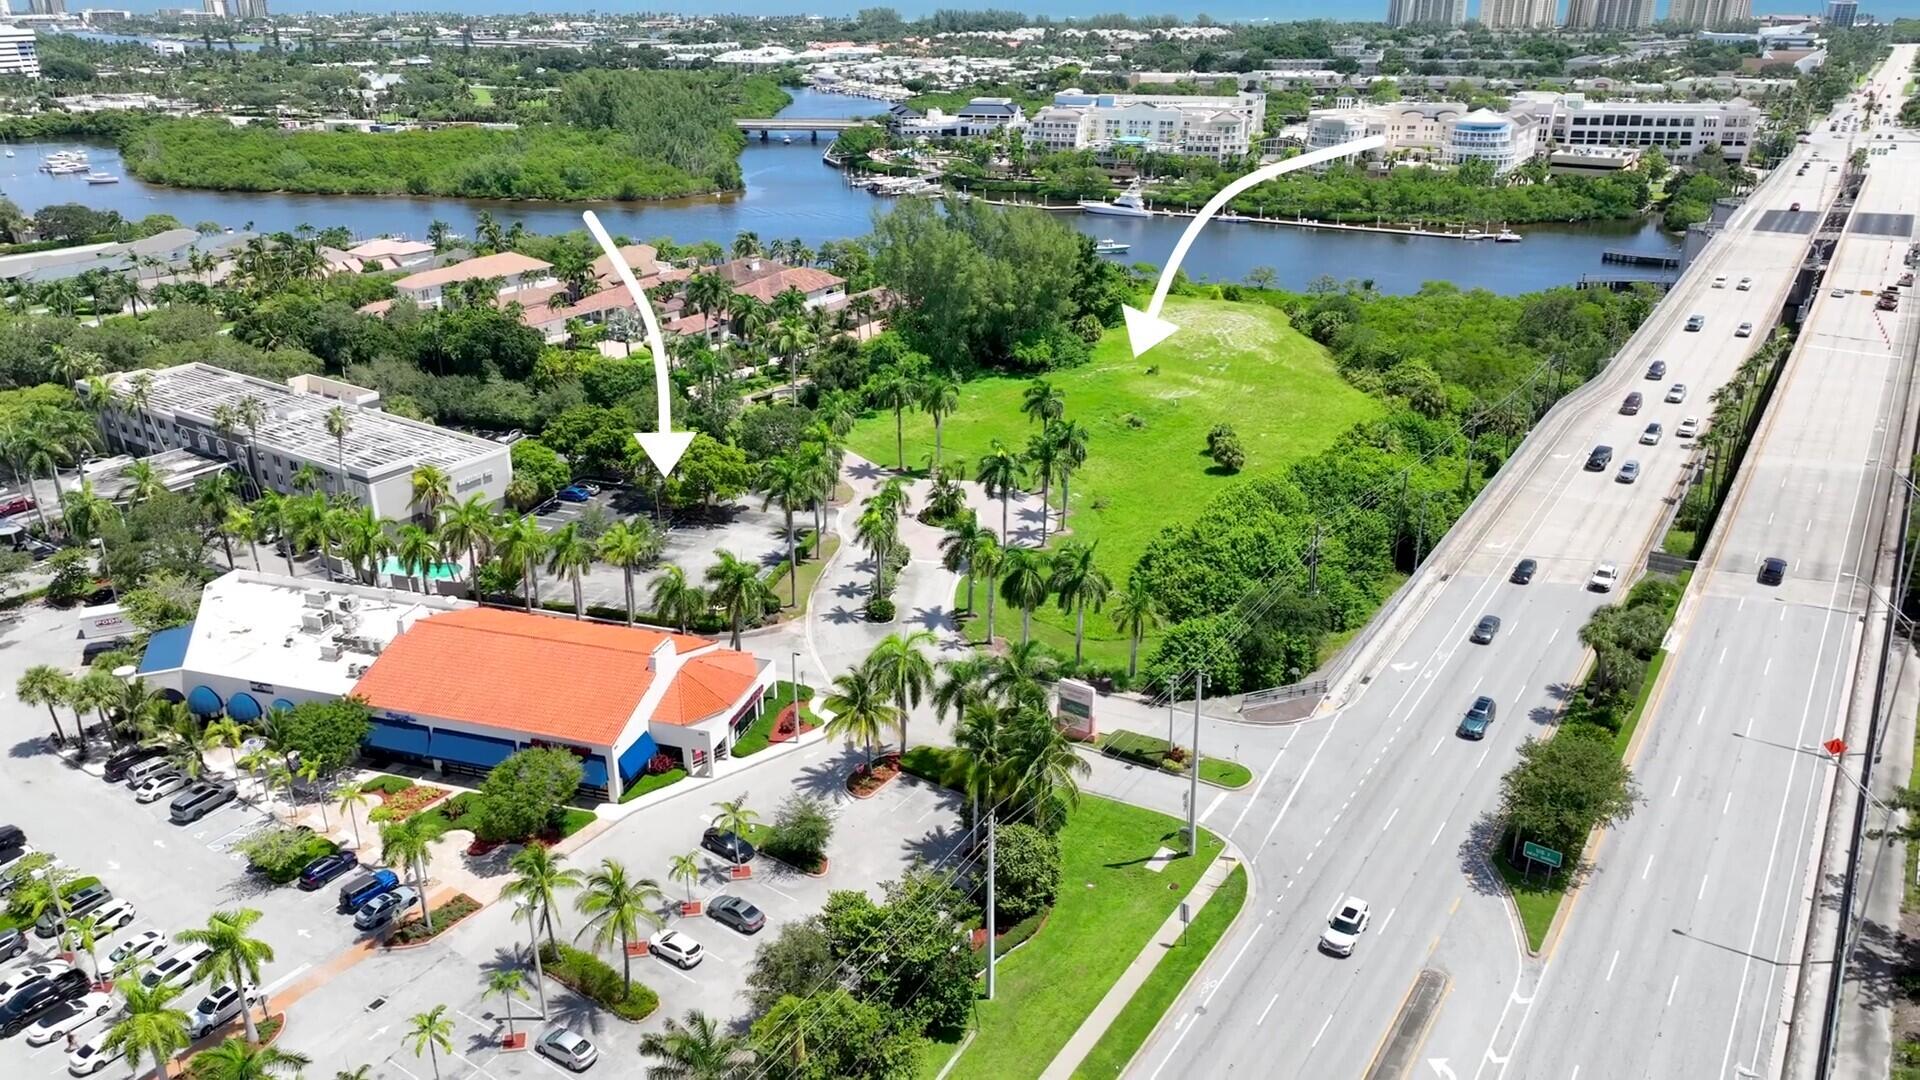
734, 117, 870, 142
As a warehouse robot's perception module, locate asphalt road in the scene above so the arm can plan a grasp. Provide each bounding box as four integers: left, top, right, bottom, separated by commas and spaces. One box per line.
1127, 56, 1907, 1080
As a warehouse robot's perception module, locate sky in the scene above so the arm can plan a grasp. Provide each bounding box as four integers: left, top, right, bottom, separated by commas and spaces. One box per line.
103, 1, 1920, 18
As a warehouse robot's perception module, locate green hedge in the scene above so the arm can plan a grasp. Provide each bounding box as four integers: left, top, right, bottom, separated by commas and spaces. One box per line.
358, 775, 413, 795
388, 893, 481, 946
971, 910, 1047, 973
899, 745, 968, 790
538, 940, 659, 1021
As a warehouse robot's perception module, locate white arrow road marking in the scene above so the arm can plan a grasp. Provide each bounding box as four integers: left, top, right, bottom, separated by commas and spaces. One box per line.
583, 210, 693, 477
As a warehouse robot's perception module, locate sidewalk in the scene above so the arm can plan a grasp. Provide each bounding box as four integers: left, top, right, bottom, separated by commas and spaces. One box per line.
1038, 847, 1243, 1080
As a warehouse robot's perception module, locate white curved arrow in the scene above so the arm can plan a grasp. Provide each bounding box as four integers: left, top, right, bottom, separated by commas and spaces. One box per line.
583, 210, 694, 477
1122, 134, 1388, 357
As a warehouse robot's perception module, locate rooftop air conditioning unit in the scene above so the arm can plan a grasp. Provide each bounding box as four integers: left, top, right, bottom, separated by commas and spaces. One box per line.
317, 642, 343, 662
301, 610, 334, 633
337, 594, 357, 611
303, 592, 327, 608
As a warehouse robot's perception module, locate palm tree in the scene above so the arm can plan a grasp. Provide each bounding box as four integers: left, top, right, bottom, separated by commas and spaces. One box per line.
822, 665, 900, 768
866, 631, 934, 753
104, 981, 189, 1079
596, 521, 661, 625
405, 1005, 455, 1080
1110, 574, 1163, 679
636, 1010, 755, 1079
709, 798, 758, 866
990, 639, 1059, 711
335, 781, 370, 853
954, 702, 1016, 840
1021, 379, 1065, 427
379, 817, 435, 928
705, 550, 774, 649
973, 535, 1005, 644
286, 492, 336, 581
650, 565, 708, 634
250, 492, 297, 576
191, 1039, 310, 1080
919, 376, 960, 471
934, 653, 994, 728
436, 494, 497, 602
485, 969, 528, 1042
1051, 420, 1090, 534
17, 665, 74, 745
770, 316, 814, 403
868, 366, 915, 471
667, 852, 702, 905
999, 547, 1052, 646
70, 669, 122, 740
975, 441, 1025, 545
1007, 706, 1090, 830
574, 859, 665, 995
853, 499, 898, 602
731, 231, 761, 259
503, 844, 583, 947
410, 464, 452, 523
940, 511, 992, 614
69, 913, 106, 983
760, 453, 812, 607
324, 406, 352, 500
545, 522, 595, 619
684, 272, 734, 343
1049, 540, 1112, 664
1025, 432, 1062, 545
392, 524, 440, 594
495, 513, 548, 612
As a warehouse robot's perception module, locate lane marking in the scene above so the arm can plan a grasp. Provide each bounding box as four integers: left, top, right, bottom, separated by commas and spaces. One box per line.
1723, 791, 1733, 816
1606, 950, 1620, 983
1671, 775, 1684, 798
1311, 1013, 1333, 1049
1258, 994, 1279, 1026
1381, 907, 1397, 936
1431, 819, 1448, 846
1668, 975, 1681, 1007
1699, 874, 1711, 901
1382, 807, 1401, 833
1642, 854, 1655, 881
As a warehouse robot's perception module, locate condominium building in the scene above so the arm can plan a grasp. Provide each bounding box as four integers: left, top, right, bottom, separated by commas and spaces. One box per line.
1442, 109, 1540, 175
1668, 0, 1753, 28
1510, 91, 1757, 162
1825, 0, 1858, 27
1479, 0, 1558, 28
1385, 0, 1464, 27
1564, 0, 1655, 29
389, 251, 554, 310
89, 363, 511, 520
0, 24, 37, 78
1305, 101, 1467, 162
1026, 89, 1265, 161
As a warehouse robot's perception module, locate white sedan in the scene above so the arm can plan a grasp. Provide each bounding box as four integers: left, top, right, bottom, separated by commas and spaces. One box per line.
107, 930, 167, 971
1319, 897, 1372, 957
132, 772, 189, 804
24, 992, 113, 1046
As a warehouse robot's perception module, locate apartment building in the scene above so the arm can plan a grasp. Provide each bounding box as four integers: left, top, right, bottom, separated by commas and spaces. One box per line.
1026, 89, 1265, 161
1305, 100, 1467, 162
1565, 0, 1655, 29
1668, 0, 1754, 28
89, 364, 511, 520
0, 24, 37, 78
389, 251, 553, 310
1510, 91, 1757, 162
1479, 0, 1558, 28
1826, 0, 1858, 26
1442, 109, 1540, 175
1385, 0, 1464, 27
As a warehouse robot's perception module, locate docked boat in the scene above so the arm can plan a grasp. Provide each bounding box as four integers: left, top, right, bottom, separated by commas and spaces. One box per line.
1078, 182, 1153, 219
1461, 228, 1489, 241
85, 172, 119, 184
1494, 228, 1523, 243
1218, 211, 1249, 222
1093, 239, 1130, 255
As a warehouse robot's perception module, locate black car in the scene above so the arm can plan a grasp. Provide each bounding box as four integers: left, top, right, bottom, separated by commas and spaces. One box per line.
1469, 615, 1502, 645
102, 746, 167, 784
1759, 557, 1788, 586
297, 853, 359, 891
701, 828, 756, 865
1620, 392, 1643, 415
1586, 445, 1614, 471
0, 968, 87, 1036
80, 638, 131, 665
707, 894, 766, 935
1645, 360, 1667, 380
0, 928, 24, 962
1509, 559, 1537, 585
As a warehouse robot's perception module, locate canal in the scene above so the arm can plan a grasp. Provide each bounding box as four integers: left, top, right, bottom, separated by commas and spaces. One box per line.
0, 87, 1680, 296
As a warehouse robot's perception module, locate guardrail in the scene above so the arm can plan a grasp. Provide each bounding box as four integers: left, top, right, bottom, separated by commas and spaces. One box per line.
1241, 677, 1330, 711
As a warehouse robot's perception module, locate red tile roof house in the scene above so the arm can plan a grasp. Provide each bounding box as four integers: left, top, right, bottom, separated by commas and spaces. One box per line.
350, 607, 773, 801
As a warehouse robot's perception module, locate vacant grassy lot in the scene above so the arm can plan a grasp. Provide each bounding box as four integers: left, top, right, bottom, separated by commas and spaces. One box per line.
848, 297, 1377, 665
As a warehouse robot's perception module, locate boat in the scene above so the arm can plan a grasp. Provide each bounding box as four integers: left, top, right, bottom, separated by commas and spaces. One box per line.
85, 172, 119, 184
1494, 228, 1523, 243
1461, 228, 1489, 241
1078, 181, 1154, 219
1093, 239, 1131, 255
1218, 211, 1249, 222
781, 134, 793, 144
45, 162, 87, 175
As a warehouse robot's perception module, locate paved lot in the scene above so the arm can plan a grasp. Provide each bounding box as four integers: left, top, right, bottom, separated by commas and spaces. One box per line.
529, 486, 795, 613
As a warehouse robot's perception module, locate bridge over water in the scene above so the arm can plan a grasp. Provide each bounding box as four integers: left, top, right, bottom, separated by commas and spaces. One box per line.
733, 117, 868, 141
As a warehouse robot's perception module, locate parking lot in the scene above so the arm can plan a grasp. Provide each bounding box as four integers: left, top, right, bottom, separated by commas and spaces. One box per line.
0, 605, 380, 1079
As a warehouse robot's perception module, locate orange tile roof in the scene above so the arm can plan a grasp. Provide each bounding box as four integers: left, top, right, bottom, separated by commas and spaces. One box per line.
393, 251, 552, 293
350, 607, 741, 747
655, 650, 761, 727
733, 266, 845, 304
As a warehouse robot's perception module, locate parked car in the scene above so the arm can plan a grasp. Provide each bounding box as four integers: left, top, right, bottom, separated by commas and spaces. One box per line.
707, 895, 766, 935
167, 781, 236, 824
78, 899, 135, 937
1616, 461, 1640, 484
23, 992, 112, 1047
647, 929, 704, 969
1508, 558, 1537, 586
0, 928, 25, 962
0, 968, 89, 1036
132, 771, 189, 804
352, 887, 419, 931
1760, 557, 1788, 586
337, 869, 400, 913
1677, 417, 1701, 439
80, 638, 130, 665
0, 495, 31, 517
556, 485, 592, 503
1666, 383, 1687, 404
107, 931, 166, 970
187, 983, 259, 1039
537, 1028, 598, 1072
1590, 563, 1621, 592
1319, 897, 1372, 957
101, 746, 166, 784
67, 1030, 125, 1076
0, 963, 71, 1002
700, 828, 756, 865
140, 944, 213, 991
1458, 696, 1497, 741
1469, 615, 1501, 645
35, 884, 112, 939
297, 853, 358, 892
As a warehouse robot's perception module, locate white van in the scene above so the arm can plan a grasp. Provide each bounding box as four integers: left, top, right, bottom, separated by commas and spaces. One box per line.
122, 758, 175, 789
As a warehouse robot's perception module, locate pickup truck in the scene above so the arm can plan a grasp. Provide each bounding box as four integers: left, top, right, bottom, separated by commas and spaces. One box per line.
1589, 563, 1620, 593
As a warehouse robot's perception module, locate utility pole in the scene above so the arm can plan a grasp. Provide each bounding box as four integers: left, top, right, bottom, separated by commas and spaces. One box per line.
1308, 519, 1324, 595
1462, 433, 1478, 494
985, 807, 997, 1000
1415, 492, 1430, 567
1166, 677, 1176, 747
1187, 672, 1203, 856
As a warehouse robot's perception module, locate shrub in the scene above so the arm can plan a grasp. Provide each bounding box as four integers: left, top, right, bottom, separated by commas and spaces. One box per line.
764, 794, 834, 871
1205, 423, 1236, 454
359, 775, 413, 795
866, 597, 896, 622
473, 747, 583, 842
238, 828, 339, 885
1210, 433, 1246, 472
538, 940, 659, 1021
644, 751, 677, 776
991, 822, 1060, 923
387, 893, 481, 945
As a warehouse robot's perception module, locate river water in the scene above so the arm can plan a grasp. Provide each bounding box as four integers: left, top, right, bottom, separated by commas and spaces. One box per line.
0, 87, 1679, 295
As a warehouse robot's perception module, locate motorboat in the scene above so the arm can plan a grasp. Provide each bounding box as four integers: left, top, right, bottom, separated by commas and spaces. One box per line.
1461, 229, 1489, 241
1093, 239, 1130, 254
85, 172, 119, 184
1079, 181, 1153, 218
1494, 228, 1523, 243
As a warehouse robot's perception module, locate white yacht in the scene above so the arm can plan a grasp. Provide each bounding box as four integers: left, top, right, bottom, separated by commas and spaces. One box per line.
1093, 239, 1131, 254
1494, 228, 1523, 243
1079, 182, 1153, 219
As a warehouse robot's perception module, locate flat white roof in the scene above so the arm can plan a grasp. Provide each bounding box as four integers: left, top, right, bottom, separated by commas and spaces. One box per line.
182, 571, 472, 698
105, 363, 503, 479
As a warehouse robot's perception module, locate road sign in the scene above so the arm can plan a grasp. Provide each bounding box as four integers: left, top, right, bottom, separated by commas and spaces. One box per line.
1824, 738, 1849, 757
1522, 842, 1563, 869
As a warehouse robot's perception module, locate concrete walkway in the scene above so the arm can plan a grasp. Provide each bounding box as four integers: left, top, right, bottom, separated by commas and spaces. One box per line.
1038, 847, 1244, 1080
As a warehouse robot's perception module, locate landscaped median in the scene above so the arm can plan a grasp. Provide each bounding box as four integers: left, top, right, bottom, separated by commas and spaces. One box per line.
387, 893, 481, 948
1089, 729, 1253, 789
732, 681, 820, 757
537, 940, 659, 1022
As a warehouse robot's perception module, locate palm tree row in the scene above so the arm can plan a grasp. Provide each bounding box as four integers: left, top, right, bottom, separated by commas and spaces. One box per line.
934, 640, 1091, 834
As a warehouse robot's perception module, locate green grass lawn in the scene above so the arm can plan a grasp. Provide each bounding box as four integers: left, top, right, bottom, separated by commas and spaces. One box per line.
470, 85, 495, 105
1071, 864, 1248, 1079
1492, 849, 1568, 953
1092, 729, 1252, 789
732, 681, 818, 757
926, 795, 1225, 1079
767, 535, 839, 616
850, 297, 1378, 666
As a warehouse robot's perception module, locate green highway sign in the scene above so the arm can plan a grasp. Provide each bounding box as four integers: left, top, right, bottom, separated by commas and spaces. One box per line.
1523, 842, 1563, 869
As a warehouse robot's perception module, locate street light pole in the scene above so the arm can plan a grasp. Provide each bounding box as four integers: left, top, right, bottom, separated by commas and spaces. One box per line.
1187, 672, 1203, 856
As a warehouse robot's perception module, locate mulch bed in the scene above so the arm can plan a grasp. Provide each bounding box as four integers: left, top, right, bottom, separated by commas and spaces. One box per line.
376, 784, 449, 820
767, 703, 819, 746
846, 755, 901, 799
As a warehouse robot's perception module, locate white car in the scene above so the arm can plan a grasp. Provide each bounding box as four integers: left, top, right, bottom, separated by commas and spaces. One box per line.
1319, 896, 1372, 957
140, 943, 212, 990
1665, 383, 1687, 404
647, 929, 705, 969
1832, 287, 1848, 298
107, 930, 167, 970
24, 992, 113, 1046
80, 899, 136, 936
1640, 423, 1662, 446
1737, 276, 1754, 291
132, 772, 189, 804
1712, 274, 1726, 288
0, 961, 71, 1000
1590, 562, 1621, 592
537, 1028, 598, 1072
1736, 321, 1755, 337
187, 983, 260, 1039
67, 1030, 124, 1076
1677, 416, 1701, 439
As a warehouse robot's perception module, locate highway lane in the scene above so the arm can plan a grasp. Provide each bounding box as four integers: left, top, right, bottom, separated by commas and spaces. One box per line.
1500, 51, 1920, 1080
1129, 63, 1885, 1080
